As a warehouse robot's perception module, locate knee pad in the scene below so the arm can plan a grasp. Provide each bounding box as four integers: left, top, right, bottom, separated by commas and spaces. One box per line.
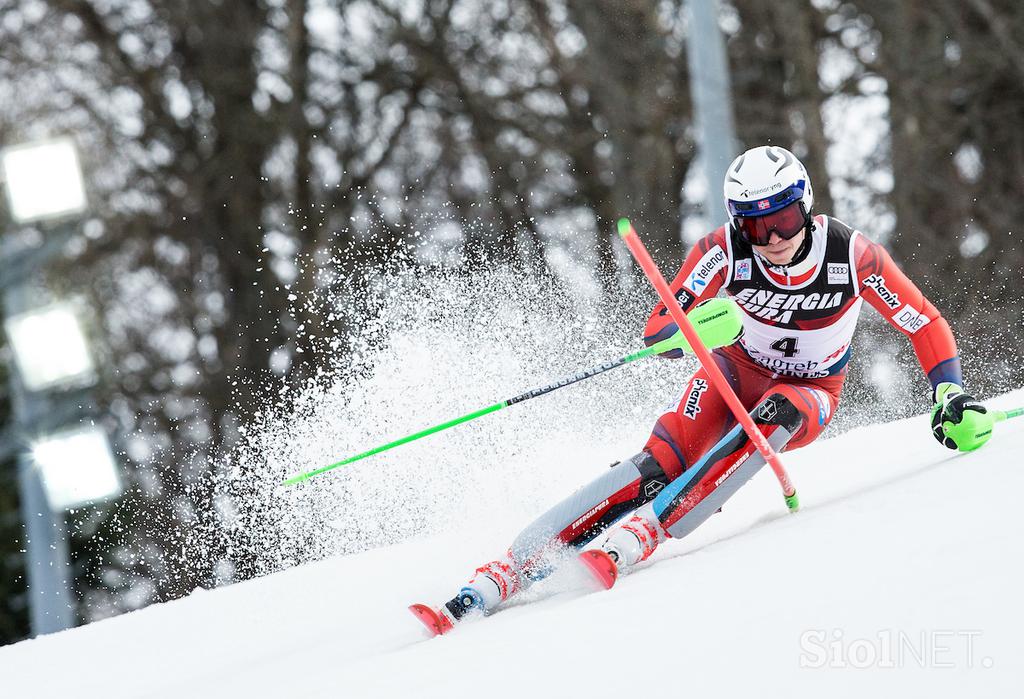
752, 392, 803, 433
615, 450, 671, 502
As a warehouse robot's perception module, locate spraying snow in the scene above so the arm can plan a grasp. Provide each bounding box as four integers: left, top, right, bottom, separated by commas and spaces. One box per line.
207, 265, 697, 576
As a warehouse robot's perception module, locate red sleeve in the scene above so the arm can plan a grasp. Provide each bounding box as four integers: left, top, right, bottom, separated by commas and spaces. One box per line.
853, 234, 962, 390
643, 228, 729, 358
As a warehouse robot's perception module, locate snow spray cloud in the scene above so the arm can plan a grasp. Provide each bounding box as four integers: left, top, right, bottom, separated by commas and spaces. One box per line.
204, 260, 694, 580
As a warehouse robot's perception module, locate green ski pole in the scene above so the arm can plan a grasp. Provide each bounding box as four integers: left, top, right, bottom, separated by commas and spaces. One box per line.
282, 297, 743, 486
993, 406, 1024, 422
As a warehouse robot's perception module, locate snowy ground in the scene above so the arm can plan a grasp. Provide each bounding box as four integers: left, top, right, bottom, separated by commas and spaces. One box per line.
3, 390, 1022, 698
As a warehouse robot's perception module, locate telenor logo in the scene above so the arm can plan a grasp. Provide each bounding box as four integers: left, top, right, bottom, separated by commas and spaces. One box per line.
739, 182, 783, 197
683, 247, 727, 294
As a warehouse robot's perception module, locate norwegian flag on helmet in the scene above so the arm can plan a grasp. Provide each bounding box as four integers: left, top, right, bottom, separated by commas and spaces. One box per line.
757, 199, 771, 210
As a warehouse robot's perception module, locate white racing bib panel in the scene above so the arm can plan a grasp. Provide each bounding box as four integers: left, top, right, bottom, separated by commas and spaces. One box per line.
724, 216, 862, 378
738, 299, 862, 377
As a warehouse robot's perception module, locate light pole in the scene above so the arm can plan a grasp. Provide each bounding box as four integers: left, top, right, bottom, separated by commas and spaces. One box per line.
0, 137, 121, 636
686, 0, 738, 226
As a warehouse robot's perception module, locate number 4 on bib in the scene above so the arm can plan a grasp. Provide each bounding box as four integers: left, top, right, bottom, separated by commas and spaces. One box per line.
771, 336, 799, 358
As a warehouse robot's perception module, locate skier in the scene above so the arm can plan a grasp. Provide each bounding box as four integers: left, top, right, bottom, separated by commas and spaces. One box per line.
411, 145, 995, 635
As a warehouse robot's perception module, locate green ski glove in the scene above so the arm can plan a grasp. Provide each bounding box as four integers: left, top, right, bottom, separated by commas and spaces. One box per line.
931, 382, 994, 452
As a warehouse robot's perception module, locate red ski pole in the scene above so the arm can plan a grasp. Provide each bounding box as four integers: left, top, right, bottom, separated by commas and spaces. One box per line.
617, 219, 800, 512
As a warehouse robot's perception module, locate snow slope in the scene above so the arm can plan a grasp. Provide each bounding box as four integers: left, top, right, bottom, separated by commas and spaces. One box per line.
3, 390, 1022, 698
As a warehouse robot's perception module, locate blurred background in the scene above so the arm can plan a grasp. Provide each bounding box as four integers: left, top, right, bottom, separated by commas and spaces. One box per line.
0, 0, 1021, 645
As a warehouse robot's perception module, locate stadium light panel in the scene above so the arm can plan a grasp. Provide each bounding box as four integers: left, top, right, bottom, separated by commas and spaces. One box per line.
4, 302, 96, 391
32, 427, 122, 510
1, 137, 87, 223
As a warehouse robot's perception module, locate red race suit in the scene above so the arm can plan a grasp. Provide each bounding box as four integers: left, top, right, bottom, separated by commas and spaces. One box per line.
642, 214, 961, 479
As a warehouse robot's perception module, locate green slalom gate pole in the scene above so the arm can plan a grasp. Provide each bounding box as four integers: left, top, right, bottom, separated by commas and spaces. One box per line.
282, 297, 743, 486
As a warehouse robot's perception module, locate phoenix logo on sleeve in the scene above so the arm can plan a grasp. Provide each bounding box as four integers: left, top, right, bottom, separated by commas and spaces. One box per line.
683, 378, 710, 420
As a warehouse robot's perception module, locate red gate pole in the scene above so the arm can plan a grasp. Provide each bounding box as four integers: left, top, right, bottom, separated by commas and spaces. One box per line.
618, 219, 800, 512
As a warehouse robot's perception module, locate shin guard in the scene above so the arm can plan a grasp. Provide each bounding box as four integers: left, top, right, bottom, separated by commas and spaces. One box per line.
653, 393, 803, 539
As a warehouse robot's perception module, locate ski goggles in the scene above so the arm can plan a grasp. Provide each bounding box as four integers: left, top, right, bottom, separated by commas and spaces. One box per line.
732, 200, 809, 247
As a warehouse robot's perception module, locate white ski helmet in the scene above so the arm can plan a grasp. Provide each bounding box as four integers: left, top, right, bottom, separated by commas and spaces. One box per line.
723, 145, 814, 232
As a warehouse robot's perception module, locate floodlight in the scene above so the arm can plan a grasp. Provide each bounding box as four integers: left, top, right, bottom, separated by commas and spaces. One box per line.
1, 137, 87, 223
4, 302, 96, 391
32, 426, 122, 510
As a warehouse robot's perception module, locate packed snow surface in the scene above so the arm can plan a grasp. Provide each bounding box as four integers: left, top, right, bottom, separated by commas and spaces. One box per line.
3, 390, 1022, 697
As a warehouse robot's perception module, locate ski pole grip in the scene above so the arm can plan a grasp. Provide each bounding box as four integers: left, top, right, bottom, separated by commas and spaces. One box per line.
646, 298, 743, 356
